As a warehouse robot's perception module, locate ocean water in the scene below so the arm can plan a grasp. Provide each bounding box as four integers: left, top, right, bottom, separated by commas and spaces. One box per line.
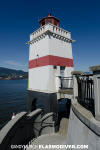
0, 79, 67, 130
0, 79, 27, 129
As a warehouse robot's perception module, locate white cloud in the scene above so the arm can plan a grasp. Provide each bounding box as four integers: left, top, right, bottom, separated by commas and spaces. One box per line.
3, 60, 28, 71
4, 60, 26, 67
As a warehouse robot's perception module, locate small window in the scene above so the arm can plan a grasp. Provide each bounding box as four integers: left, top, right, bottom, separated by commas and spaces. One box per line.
42, 21, 45, 26
60, 66, 65, 70
45, 19, 52, 24
54, 20, 57, 26
53, 65, 57, 69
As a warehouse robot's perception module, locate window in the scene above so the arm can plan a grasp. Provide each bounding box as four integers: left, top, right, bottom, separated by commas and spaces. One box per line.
54, 20, 57, 26
60, 66, 65, 77
60, 66, 65, 70
45, 19, 52, 24
42, 21, 45, 26
53, 65, 57, 69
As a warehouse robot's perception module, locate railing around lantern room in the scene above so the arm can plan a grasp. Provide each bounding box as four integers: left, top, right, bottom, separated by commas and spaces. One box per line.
29, 23, 71, 43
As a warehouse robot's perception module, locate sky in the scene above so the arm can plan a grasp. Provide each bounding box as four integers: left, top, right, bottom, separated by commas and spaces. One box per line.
0, 0, 100, 72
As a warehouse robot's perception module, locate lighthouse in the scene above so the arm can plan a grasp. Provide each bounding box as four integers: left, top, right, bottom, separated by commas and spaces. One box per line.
27, 14, 74, 114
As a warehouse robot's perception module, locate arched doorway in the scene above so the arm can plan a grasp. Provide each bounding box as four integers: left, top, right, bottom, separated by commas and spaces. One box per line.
58, 98, 71, 124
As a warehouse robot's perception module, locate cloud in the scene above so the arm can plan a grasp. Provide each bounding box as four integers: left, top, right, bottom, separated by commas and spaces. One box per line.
2, 60, 28, 71
4, 60, 26, 67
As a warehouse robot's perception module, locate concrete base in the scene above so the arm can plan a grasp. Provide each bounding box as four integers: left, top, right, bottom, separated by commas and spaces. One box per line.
27, 90, 58, 115
66, 104, 100, 150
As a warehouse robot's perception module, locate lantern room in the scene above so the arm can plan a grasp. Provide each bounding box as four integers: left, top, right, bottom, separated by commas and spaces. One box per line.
39, 14, 59, 27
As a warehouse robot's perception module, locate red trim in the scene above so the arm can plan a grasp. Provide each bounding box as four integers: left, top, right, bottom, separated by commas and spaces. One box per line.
29, 55, 73, 69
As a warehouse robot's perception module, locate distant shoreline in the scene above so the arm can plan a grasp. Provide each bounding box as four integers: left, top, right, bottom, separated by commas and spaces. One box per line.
0, 78, 28, 80
0, 67, 28, 80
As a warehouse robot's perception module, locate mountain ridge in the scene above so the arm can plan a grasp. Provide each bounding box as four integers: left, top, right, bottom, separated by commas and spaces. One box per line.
0, 67, 28, 77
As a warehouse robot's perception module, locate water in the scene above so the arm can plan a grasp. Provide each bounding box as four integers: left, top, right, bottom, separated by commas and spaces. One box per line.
0, 79, 27, 129
0, 79, 67, 130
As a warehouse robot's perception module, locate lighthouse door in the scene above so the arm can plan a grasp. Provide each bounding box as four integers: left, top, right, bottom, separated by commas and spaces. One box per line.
60, 66, 65, 77
60, 66, 65, 88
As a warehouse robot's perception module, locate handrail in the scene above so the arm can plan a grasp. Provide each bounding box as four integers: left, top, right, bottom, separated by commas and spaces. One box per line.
31, 23, 70, 36
57, 76, 73, 79
58, 76, 73, 89
77, 75, 94, 116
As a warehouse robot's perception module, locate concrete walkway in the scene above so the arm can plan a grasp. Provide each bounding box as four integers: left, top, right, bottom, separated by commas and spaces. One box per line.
27, 133, 67, 150
59, 118, 69, 136
26, 118, 69, 150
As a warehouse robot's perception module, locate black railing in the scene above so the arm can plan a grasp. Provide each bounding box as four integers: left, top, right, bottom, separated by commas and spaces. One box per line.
77, 74, 95, 115
59, 76, 73, 89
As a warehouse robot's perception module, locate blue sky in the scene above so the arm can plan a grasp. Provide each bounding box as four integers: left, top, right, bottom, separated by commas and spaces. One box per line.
0, 0, 100, 71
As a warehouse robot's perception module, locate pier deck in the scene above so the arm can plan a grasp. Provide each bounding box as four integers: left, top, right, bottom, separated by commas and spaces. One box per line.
27, 118, 69, 150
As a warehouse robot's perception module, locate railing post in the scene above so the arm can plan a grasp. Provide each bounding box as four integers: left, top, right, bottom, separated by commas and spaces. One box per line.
90, 65, 100, 121
71, 71, 84, 103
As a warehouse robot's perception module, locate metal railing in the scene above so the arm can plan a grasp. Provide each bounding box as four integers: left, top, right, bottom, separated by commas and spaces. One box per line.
59, 76, 73, 89
77, 74, 95, 115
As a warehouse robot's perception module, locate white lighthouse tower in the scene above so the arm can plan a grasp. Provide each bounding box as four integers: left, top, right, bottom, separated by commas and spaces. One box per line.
27, 14, 74, 114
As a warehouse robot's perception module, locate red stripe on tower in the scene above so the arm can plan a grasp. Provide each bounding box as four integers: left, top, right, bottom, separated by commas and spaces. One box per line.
29, 55, 73, 69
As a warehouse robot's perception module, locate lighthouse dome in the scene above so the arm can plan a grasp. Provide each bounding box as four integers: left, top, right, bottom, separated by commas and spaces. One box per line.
39, 14, 59, 27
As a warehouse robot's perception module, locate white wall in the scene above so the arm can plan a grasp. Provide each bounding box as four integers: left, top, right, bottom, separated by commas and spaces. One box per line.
49, 35, 73, 59
64, 67, 74, 77
29, 34, 73, 60
28, 27, 74, 93
29, 66, 56, 93
29, 36, 49, 60
66, 109, 100, 150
